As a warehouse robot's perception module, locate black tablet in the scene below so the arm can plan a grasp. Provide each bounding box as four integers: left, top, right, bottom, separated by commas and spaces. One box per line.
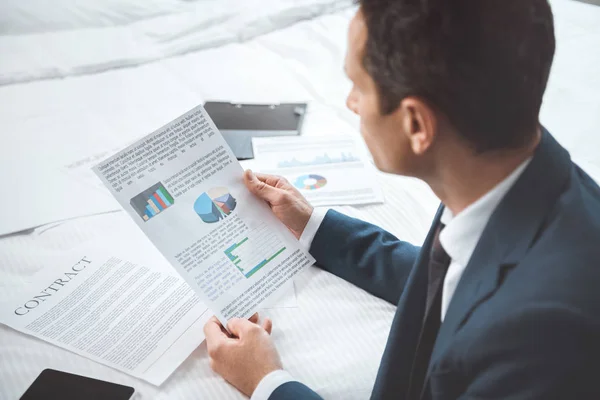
204, 102, 307, 160
20, 369, 135, 400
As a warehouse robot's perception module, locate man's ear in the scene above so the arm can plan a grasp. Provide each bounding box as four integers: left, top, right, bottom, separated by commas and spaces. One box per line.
398, 97, 437, 155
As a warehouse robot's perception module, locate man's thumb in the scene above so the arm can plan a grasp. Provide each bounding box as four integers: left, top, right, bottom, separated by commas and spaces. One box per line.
227, 318, 251, 337
244, 170, 277, 202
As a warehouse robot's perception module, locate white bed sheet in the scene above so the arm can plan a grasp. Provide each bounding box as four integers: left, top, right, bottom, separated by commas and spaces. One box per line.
1, 0, 600, 398
0, 0, 352, 86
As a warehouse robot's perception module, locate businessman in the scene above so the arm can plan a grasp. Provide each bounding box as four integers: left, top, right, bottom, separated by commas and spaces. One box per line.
204, 0, 600, 398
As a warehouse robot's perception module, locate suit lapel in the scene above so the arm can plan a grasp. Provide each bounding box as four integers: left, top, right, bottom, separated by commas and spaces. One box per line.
423, 130, 573, 385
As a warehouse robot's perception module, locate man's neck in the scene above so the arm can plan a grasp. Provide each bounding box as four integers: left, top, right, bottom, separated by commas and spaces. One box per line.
427, 129, 541, 216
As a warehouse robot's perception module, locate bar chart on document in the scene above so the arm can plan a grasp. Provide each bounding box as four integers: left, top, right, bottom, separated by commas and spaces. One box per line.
224, 223, 286, 278
130, 182, 174, 222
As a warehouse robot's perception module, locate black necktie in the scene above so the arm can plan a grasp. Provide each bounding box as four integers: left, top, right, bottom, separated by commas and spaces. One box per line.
425, 224, 451, 315
407, 223, 451, 399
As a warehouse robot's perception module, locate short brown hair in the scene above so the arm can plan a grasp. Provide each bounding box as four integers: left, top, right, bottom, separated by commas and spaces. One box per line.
358, 0, 555, 152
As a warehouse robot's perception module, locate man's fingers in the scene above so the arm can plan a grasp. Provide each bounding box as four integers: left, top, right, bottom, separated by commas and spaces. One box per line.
255, 172, 303, 198
204, 316, 231, 358
227, 315, 272, 337
244, 170, 284, 203
227, 318, 250, 337
262, 317, 273, 335
227, 317, 259, 337
205, 317, 235, 359
254, 172, 288, 187
250, 313, 271, 334
249, 313, 259, 323
204, 316, 228, 341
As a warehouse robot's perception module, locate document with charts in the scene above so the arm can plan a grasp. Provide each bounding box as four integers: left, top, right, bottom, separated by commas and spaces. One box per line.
252, 135, 384, 207
93, 105, 314, 324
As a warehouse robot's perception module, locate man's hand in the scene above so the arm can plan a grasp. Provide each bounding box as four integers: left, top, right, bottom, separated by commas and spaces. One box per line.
204, 313, 282, 397
244, 170, 313, 239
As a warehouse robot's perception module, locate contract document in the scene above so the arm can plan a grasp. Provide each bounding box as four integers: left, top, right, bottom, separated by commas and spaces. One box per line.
251, 135, 384, 206
0, 245, 211, 386
93, 105, 315, 325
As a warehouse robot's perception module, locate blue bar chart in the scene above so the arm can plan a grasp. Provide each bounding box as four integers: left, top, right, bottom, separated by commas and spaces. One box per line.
130, 182, 174, 222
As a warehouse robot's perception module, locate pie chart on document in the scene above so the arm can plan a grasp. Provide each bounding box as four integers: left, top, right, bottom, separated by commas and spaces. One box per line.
293, 174, 327, 190
193, 187, 237, 223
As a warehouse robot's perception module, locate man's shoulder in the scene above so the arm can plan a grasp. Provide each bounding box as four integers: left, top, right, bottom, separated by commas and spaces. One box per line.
530, 156, 600, 238
501, 163, 600, 315
492, 161, 600, 312
443, 160, 600, 400
573, 163, 600, 208
542, 160, 600, 252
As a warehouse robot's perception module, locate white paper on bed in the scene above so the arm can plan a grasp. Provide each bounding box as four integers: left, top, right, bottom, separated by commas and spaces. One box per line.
252, 135, 384, 207
93, 105, 314, 325
0, 245, 211, 386
0, 166, 121, 236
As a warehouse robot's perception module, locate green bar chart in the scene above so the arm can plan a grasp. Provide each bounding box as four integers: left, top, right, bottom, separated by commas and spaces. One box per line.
224, 224, 286, 278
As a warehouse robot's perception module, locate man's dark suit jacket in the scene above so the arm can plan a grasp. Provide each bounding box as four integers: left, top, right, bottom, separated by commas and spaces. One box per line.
269, 131, 600, 400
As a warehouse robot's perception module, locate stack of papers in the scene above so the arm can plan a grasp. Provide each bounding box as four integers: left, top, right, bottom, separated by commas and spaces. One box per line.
1, 105, 385, 388
1, 104, 314, 386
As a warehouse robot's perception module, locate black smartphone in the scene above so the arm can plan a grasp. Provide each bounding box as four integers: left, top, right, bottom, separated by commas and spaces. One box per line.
20, 369, 135, 400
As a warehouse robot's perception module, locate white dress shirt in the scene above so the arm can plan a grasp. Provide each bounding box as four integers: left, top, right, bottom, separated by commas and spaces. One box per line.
252, 158, 531, 400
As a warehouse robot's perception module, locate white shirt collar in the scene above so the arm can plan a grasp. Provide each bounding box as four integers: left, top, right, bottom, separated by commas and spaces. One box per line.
439, 158, 532, 267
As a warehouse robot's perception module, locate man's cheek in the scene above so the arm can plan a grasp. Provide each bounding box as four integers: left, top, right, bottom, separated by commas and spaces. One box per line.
359, 125, 378, 162
359, 121, 372, 149
360, 117, 379, 146
359, 113, 374, 136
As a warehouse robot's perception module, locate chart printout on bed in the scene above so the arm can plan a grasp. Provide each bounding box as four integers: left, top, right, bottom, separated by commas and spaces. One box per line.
93, 105, 314, 324
251, 135, 384, 207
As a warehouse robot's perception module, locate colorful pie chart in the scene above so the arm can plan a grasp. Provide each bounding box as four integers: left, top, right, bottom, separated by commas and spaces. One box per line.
294, 174, 327, 190
194, 187, 237, 223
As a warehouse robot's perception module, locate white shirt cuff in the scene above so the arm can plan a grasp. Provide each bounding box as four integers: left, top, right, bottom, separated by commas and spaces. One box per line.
298, 207, 328, 251
251, 369, 295, 400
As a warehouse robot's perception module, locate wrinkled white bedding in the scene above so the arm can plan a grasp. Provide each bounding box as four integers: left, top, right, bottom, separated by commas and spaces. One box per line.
1, 0, 599, 398
0, 0, 352, 85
